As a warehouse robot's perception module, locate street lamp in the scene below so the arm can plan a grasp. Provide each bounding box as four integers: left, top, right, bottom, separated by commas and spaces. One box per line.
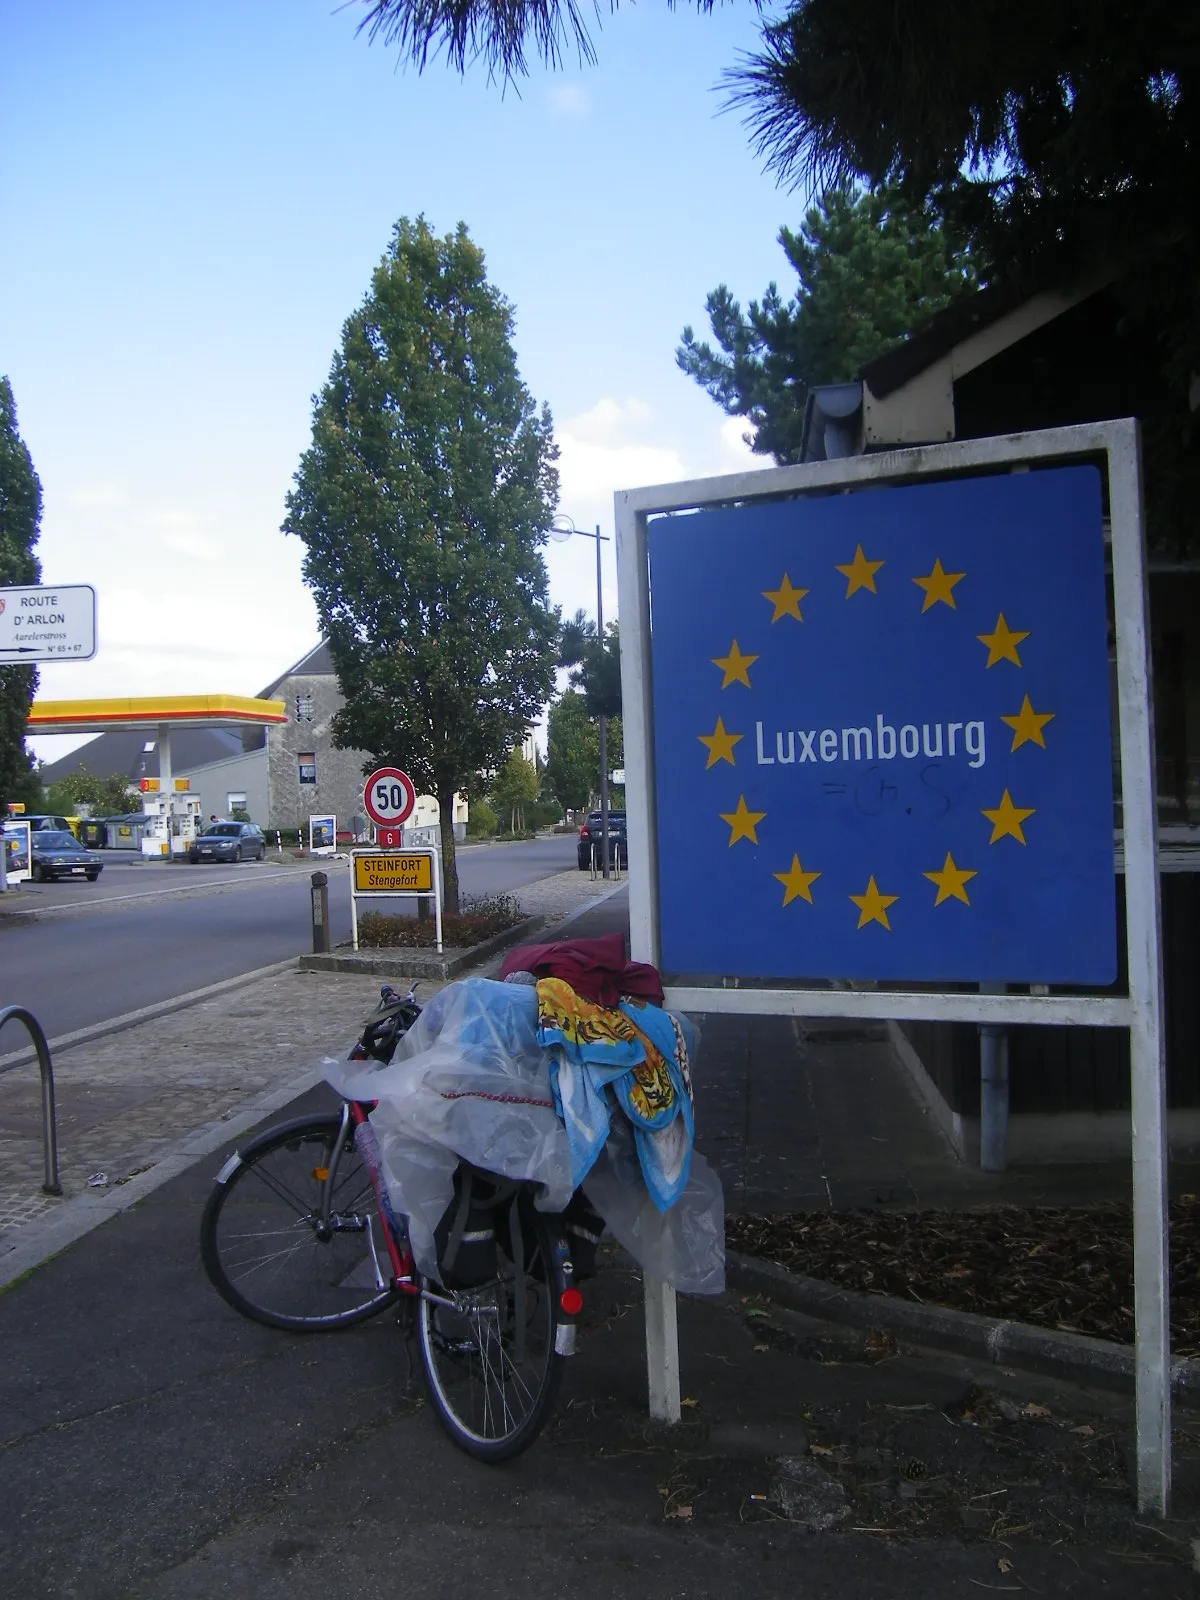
549, 514, 614, 879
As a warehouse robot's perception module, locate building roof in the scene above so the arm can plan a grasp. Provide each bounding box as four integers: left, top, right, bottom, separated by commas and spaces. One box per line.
37, 726, 252, 788
860, 281, 1032, 401
258, 641, 334, 698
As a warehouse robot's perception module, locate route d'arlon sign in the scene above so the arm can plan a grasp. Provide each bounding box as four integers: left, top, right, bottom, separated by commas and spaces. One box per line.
649, 466, 1114, 985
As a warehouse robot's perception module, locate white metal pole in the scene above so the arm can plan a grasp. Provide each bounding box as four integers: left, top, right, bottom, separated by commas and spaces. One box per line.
350, 863, 359, 951
644, 1274, 680, 1424
433, 848, 443, 954
615, 488, 679, 1424
1108, 419, 1171, 1516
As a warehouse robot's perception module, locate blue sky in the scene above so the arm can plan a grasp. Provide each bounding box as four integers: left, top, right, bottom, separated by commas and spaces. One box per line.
2, 0, 792, 759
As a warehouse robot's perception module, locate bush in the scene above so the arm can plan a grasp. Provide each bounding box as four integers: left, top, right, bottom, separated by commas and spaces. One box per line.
527, 799, 564, 831
357, 892, 525, 949
465, 798, 498, 838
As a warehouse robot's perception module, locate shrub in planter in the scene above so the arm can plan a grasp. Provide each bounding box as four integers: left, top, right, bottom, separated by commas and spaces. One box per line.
357, 893, 524, 949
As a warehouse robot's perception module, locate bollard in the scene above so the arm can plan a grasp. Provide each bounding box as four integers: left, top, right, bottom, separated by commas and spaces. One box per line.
310, 870, 330, 953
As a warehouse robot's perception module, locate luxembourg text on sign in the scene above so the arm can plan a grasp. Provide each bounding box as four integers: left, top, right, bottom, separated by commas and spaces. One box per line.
648, 466, 1115, 984
353, 854, 433, 894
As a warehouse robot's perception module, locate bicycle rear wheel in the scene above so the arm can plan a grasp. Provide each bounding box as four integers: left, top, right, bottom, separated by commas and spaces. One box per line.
417, 1198, 566, 1462
200, 1113, 396, 1331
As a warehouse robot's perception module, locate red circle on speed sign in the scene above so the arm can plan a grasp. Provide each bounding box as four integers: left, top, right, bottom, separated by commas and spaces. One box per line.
363, 767, 416, 828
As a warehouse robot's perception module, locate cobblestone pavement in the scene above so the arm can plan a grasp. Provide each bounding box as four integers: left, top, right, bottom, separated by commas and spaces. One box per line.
0, 868, 622, 1254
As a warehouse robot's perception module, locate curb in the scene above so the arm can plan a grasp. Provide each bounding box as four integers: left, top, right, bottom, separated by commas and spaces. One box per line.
0, 958, 300, 1075
726, 1249, 1200, 1401
298, 912, 548, 981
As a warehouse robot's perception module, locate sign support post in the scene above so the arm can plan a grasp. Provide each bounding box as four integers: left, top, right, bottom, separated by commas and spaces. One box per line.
617, 419, 1170, 1514
356, 766, 440, 949
1108, 423, 1170, 1512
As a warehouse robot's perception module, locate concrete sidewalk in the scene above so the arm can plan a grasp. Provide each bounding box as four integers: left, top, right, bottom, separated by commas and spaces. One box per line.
0, 868, 621, 1260
560, 893, 1170, 1213
1, 874, 1198, 1594
2, 867, 1176, 1274
0, 1080, 1194, 1597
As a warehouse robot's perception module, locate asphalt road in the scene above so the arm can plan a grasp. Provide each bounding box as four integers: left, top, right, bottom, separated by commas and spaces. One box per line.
0, 835, 578, 1041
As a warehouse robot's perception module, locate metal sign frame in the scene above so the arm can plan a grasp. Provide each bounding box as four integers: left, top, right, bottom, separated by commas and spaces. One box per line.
2, 819, 32, 886
349, 846, 443, 953
308, 814, 337, 856
616, 419, 1169, 1514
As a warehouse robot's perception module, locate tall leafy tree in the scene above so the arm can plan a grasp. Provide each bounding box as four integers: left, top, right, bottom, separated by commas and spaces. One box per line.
0, 377, 42, 852
46, 766, 135, 817
678, 185, 980, 462
545, 689, 598, 814
283, 218, 560, 912
490, 747, 538, 833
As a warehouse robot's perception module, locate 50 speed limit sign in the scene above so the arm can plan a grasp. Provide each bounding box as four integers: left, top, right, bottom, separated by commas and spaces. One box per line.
363, 766, 416, 829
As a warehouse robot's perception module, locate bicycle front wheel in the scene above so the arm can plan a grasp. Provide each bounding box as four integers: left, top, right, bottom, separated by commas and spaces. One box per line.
199, 1113, 396, 1331
417, 1198, 566, 1462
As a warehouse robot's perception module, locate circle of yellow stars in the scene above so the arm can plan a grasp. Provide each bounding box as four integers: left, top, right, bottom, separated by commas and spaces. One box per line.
695, 544, 1057, 931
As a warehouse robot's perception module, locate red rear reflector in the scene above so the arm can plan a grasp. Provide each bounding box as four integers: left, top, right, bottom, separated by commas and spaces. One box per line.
560, 1287, 583, 1315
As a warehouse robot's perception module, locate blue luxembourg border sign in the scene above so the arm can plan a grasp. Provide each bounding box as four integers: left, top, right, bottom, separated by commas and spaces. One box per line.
616, 421, 1169, 1516
648, 466, 1114, 983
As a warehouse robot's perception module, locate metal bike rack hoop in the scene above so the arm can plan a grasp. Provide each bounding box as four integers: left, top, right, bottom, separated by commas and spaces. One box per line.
0, 1006, 62, 1195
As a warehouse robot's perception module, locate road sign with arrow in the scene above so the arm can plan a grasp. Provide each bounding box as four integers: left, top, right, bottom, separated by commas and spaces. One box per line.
0, 584, 96, 662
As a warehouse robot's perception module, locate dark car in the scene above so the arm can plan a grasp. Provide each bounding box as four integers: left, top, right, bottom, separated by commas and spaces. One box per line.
21, 814, 75, 834
30, 830, 103, 883
577, 810, 628, 870
188, 821, 266, 864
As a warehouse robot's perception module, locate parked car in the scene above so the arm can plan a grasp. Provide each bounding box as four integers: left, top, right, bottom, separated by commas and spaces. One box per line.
29, 830, 103, 882
188, 821, 266, 863
577, 810, 628, 870
20, 814, 75, 835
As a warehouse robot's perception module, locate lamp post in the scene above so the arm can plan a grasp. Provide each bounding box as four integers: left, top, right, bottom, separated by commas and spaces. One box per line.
549, 515, 613, 879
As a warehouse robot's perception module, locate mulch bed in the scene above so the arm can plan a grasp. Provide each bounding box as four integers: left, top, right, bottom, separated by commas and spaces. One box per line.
727, 1198, 1200, 1355
357, 898, 525, 949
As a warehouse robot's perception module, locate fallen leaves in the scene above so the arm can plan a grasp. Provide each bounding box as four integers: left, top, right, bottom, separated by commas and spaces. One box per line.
726, 1199, 1200, 1353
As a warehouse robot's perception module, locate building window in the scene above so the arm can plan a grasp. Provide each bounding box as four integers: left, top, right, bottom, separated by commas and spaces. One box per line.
298, 753, 316, 785
295, 693, 314, 722
227, 792, 248, 816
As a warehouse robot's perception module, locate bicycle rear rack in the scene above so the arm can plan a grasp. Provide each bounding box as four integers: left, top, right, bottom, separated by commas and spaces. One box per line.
0, 1006, 62, 1195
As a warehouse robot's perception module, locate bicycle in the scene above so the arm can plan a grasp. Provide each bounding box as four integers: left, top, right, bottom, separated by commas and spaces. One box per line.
199, 984, 585, 1462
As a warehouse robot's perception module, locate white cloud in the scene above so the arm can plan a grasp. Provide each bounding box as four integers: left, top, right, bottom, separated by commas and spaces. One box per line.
556, 397, 686, 521
546, 395, 770, 630
717, 413, 765, 471
67, 484, 129, 510
547, 82, 591, 117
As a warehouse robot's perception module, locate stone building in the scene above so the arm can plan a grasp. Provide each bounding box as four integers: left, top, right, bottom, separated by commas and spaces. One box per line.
38, 640, 468, 838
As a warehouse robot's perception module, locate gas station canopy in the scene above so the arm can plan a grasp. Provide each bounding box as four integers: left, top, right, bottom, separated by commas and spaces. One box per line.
27, 695, 288, 734
25, 694, 289, 860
